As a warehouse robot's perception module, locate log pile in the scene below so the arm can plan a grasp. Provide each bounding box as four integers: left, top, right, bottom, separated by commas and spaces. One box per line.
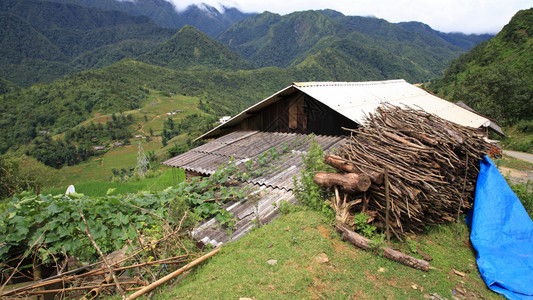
316, 105, 490, 239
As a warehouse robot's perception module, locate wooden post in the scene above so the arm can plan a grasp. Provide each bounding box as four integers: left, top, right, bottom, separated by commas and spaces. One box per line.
385, 167, 390, 245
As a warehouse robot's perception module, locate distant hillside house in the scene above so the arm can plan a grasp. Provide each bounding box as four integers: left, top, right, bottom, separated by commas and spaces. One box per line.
163, 79, 499, 246
219, 116, 231, 124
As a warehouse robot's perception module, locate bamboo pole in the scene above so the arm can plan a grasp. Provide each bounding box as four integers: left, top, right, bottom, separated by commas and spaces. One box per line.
125, 247, 221, 300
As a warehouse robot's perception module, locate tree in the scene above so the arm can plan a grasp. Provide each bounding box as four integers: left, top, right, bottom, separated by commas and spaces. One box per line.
452, 64, 532, 125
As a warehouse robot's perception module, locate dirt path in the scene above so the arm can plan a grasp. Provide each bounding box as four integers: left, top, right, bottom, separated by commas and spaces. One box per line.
499, 150, 533, 184
503, 150, 533, 164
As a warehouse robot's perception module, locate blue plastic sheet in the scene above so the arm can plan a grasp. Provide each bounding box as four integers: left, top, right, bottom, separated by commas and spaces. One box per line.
466, 156, 533, 299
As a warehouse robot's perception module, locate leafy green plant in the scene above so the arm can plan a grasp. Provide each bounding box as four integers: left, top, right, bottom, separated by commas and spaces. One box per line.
353, 212, 377, 238
292, 135, 334, 219
275, 199, 302, 215
511, 180, 533, 217
0, 189, 175, 263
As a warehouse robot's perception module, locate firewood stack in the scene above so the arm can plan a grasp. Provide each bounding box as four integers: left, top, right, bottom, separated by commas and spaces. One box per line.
315, 105, 490, 239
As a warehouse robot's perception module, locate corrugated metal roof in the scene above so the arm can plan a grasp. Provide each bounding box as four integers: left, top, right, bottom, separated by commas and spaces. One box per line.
162, 131, 346, 246
294, 80, 490, 129
193, 185, 295, 247
163, 131, 346, 190
199, 80, 493, 139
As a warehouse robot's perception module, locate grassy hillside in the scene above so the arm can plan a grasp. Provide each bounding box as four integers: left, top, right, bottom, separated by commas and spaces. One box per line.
428, 8, 533, 126
157, 210, 498, 299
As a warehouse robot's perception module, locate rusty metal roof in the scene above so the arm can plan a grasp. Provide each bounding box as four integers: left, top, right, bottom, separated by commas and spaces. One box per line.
198, 80, 494, 140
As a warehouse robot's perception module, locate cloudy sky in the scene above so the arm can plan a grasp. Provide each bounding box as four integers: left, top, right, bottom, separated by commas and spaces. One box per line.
168, 0, 531, 34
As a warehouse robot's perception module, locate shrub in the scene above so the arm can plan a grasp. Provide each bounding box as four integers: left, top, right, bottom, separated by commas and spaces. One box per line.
511, 181, 533, 217
292, 136, 335, 219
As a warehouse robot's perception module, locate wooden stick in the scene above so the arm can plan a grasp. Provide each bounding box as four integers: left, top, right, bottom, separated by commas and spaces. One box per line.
125, 247, 221, 300
385, 167, 390, 245
77, 208, 125, 298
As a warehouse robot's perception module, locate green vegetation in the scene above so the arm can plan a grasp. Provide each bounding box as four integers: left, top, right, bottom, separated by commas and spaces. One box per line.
293, 136, 335, 219
0, 189, 177, 262
217, 10, 490, 80
137, 26, 255, 71
0, 154, 63, 199
500, 126, 533, 153
0, 0, 176, 87
159, 210, 497, 299
42, 167, 184, 197
429, 8, 533, 127
44, 0, 253, 37
511, 181, 533, 217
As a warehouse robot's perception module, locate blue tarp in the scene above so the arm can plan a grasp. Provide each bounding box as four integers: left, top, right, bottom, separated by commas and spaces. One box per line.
466, 156, 533, 299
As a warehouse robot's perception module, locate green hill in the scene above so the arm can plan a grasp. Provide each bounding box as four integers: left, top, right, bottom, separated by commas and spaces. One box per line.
217, 10, 491, 80
137, 26, 255, 71
0, 12, 65, 65
0, 59, 291, 153
43, 0, 254, 37
428, 8, 533, 125
293, 38, 432, 82
217, 11, 352, 68
0, 0, 176, 87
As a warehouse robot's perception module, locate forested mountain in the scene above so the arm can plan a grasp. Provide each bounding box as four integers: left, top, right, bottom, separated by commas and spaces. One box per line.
0, 0, 504, 158
40, 0, 254, 37
0, 59, 290, 153
0, 0, 176, 87
137, 26, 255, 71
428, 8, 533, 125
217, 10, 492, 79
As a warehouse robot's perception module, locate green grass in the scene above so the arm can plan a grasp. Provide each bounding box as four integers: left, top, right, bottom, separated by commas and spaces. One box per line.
152, 211, 500, 300
45, 91, 204, 186
501, 126, 533, 154
52, 139, 163, 185
42, 167, 185, 197
496, 154, 533, 171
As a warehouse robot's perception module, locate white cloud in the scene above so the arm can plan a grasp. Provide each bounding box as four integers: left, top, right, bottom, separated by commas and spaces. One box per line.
166, 0, 532, 34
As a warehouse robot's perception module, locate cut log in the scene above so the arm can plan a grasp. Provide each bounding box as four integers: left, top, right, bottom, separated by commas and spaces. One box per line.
323, 155, 357, 173
314, 171, 371, 192
382, 248, 429, 272
323, 155, 383, 185
336, 225, 429, 272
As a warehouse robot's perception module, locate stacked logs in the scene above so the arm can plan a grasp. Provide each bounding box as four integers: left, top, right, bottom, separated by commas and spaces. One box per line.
314, 105, 490, 239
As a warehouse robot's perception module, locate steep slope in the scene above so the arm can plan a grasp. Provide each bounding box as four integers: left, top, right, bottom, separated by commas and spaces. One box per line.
429, 8, 533, 125
42, 0, 254, 37
217, 10, 479, 80
0, 13, 65, 65
293, 38, 432, 82
218, 11, 352, 68
0, 0, 176, 86
137, 26, 254, 71
396, 21, 493, 50
0, 59, 291, 153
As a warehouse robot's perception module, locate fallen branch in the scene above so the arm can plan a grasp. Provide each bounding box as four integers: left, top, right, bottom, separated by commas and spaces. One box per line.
336, 225, 429, 272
